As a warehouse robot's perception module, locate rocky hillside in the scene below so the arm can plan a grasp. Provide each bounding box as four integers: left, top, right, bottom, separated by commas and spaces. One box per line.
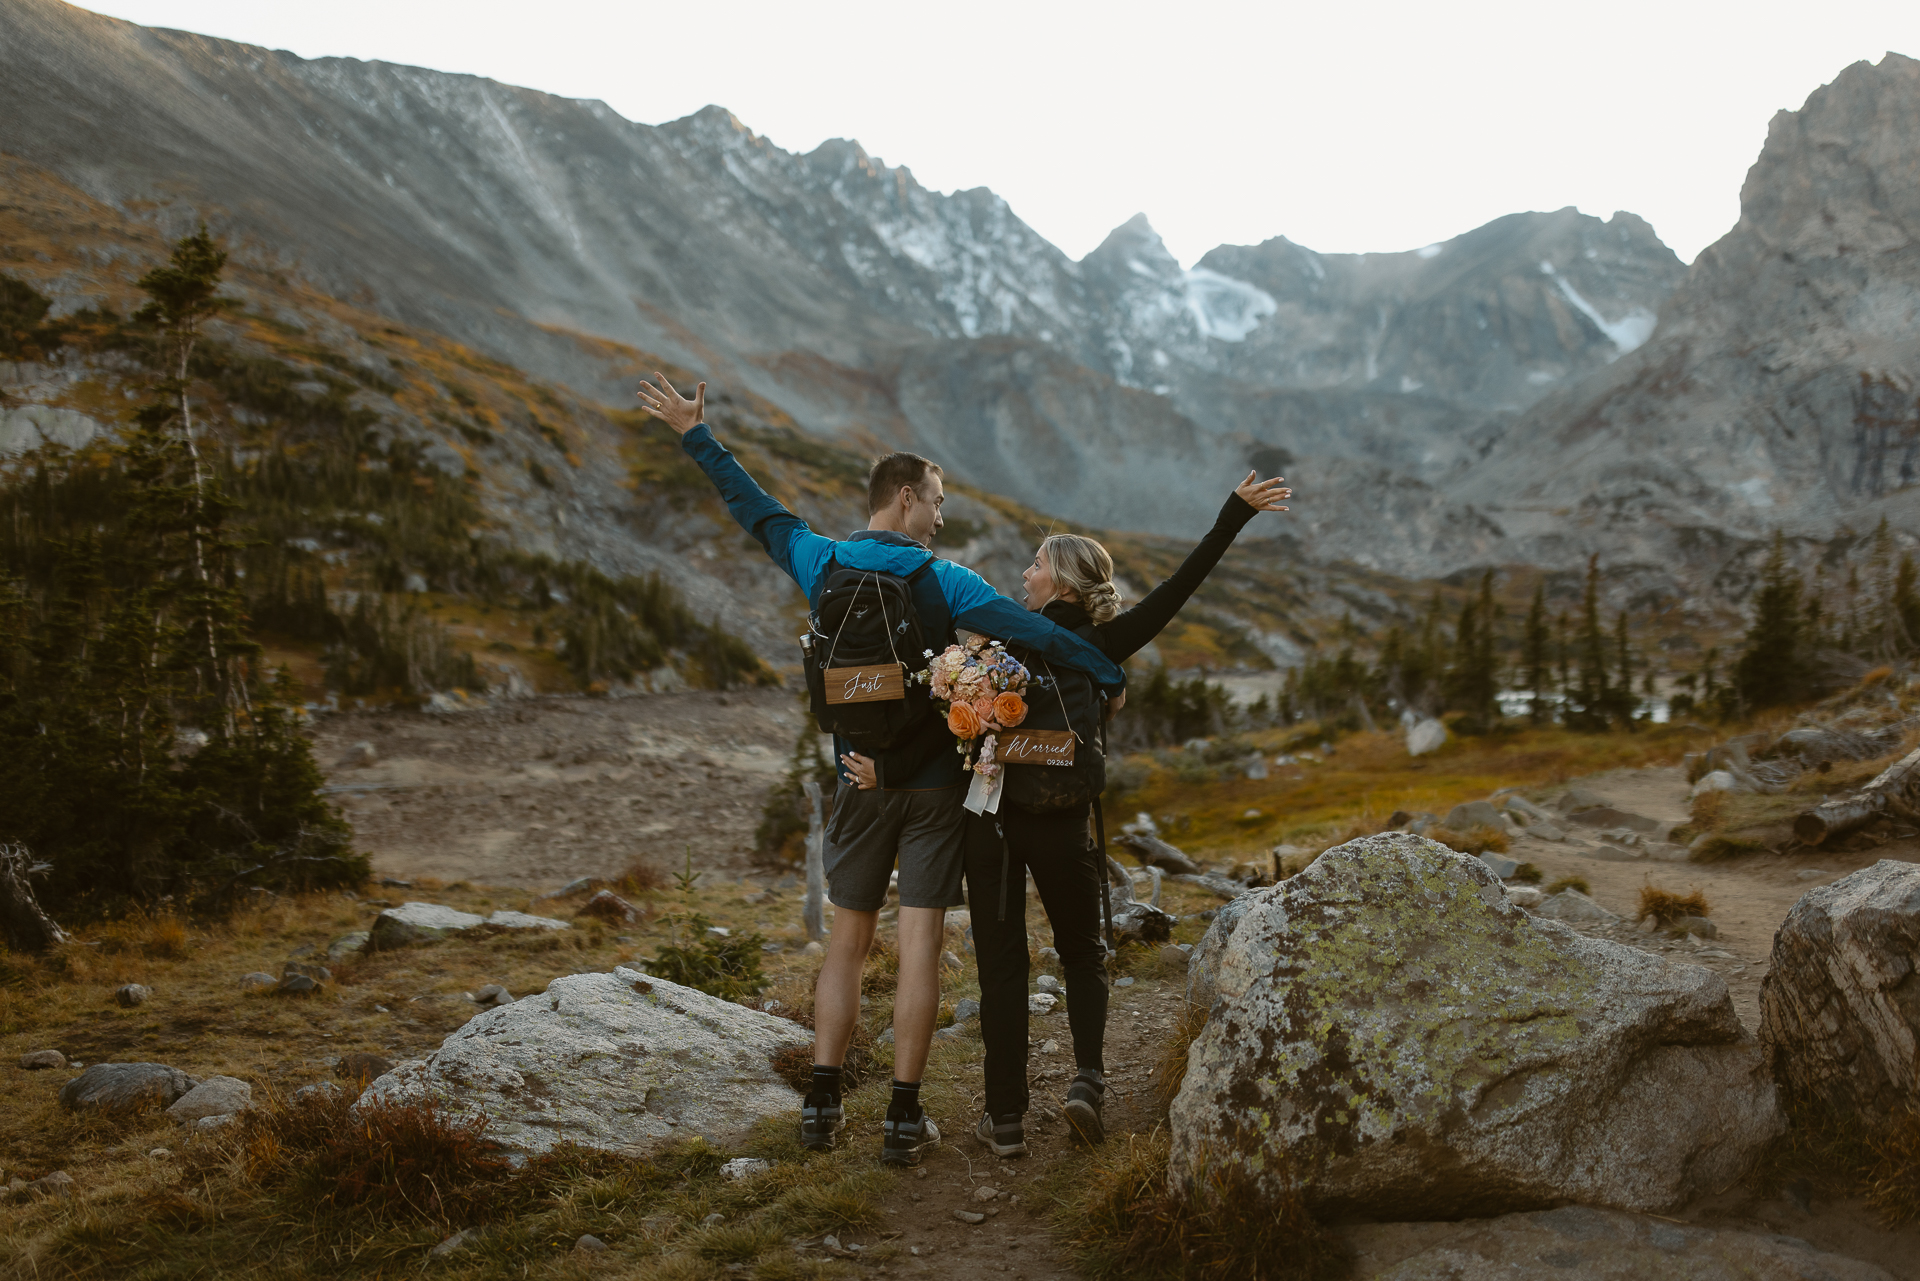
1459, 54, 1920, 591
0, 0, 1684, 568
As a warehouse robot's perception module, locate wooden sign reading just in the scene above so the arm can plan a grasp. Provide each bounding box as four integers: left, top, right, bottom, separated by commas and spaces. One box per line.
822, 664, 906, 704
999, 729, 1076, 766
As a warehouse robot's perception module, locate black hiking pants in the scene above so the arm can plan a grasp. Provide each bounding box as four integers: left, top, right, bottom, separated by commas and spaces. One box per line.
963, 806, 1108, 1119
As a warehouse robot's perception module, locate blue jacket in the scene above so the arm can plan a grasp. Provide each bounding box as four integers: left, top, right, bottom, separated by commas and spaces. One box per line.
680, 424, 1126, 788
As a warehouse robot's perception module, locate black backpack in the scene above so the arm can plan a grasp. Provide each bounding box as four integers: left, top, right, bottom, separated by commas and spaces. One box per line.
1002, 624, 1108, 813
802, 554, 938, 751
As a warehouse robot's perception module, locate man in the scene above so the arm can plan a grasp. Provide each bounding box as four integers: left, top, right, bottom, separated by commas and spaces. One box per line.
637, 373, 1124, 1167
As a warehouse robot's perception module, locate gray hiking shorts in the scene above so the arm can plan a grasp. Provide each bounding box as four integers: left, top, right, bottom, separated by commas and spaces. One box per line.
823, 784, 966, 912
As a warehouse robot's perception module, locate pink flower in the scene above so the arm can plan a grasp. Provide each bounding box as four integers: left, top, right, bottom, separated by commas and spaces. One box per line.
972, 695, 996, 723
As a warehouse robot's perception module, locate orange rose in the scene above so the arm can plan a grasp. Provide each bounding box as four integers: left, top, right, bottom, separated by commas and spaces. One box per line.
993, 692, 1027, 727
948, 702, 982, 739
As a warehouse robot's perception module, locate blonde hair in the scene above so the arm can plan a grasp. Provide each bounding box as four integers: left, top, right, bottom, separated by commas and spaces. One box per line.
1040, 534, 1121, 624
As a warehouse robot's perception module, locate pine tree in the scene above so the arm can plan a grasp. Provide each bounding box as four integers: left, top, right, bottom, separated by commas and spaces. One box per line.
1569, 556, 1610, 730
1611, 609, 1636, 728
1733, 531, 1808, 711
1523, 582, 1551, 724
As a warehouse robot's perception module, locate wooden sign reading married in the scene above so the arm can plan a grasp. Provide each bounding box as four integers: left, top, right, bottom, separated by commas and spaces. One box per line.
1000, 729, 1076, 766
822, 664, 906, 704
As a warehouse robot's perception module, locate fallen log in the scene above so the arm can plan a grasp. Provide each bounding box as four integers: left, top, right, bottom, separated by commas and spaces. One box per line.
1111, 831, 1203, 875
1793, 746, 1920, 845
1170, 872, 1249, 900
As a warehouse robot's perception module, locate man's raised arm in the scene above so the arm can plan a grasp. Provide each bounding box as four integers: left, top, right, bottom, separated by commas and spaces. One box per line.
639, 373, 831, 593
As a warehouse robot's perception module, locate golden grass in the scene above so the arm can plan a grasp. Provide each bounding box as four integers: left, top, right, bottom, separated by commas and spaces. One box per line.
1637, 884, 1711, 924
1427, 824, 1510, 857
1049, 1128, 1348, 1281
1113, 723, 1701, 866
1544, 876, 1590, 896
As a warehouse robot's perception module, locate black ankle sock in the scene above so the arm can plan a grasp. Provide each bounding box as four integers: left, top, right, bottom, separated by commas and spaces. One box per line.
888, 1078, 921, 1120
809, 1064, 844, 1105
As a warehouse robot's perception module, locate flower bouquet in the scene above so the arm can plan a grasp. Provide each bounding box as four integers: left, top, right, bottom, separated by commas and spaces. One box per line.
917, 636, 1029, 812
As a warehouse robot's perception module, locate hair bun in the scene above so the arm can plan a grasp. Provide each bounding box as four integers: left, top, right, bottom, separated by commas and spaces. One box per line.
1084, 580, 1122, 624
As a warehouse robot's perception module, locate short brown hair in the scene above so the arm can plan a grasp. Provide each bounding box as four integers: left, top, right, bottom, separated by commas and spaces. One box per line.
866, 452, 942, 515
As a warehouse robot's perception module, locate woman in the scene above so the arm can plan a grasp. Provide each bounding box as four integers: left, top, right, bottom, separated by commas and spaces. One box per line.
966, 469, 1290, 1157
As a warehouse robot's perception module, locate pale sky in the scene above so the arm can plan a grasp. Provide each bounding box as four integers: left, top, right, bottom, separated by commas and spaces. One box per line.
84, 0, 1920, 266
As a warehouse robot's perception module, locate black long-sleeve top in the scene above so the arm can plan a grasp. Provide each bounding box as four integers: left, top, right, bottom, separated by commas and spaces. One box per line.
1041, 492, 1259, 658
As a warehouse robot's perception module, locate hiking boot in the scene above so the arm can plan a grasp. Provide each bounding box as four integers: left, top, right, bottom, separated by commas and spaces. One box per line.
1063, 1070, 1106, 1146
880, 1109, 940, 1167
800, 1095, 844, 1152
974, 1112, 1029, 1159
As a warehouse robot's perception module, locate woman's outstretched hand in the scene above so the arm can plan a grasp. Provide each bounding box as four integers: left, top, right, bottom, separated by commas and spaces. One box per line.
1235, 470, 1292, 512
635, 371, 706, 436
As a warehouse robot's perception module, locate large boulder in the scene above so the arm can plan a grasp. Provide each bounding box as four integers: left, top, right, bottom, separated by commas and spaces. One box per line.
1168, 833, 1779, 1220
60, 1063, 200, 1115
357, 968, 811, 1156
1185, 893, 1258, 1010
1761, 859, 1920, 1121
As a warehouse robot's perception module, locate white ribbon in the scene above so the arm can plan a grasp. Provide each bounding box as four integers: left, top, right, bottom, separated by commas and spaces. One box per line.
963, 767, 1003, 815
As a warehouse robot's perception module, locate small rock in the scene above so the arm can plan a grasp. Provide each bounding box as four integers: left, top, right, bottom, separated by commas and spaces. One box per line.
60, 1063, 199, 1114
114, 983, 152, 1008
167, 1076, 253, 1123
282, 961, 333, 983
576, 889, 643, 925
952, 1209, 986, 1225
471, 984, 513, 1008
326, 932, 370, 962
1556, 786, 1613, 813
1691, 769, 1741, 798
1535, 889, 1619, 923
1478, 853, 1519, 879
1638, 915, 1660, 933
1796, 868, 1830, 881
337, 741, 378, 768
721, 1157, 772, 1180
702, 1213, 725, 1226
705, 926, 731, 939
26, 1171, 74, 1199
573, 1233, 608, 1253
1672, 916, 1718, 939
18, 1049, 66, 1070
1527, 822, 1569, 842
940, 950, 962, 972
1028, 993, 1058, 1014
293, 1081, 344, 1103
378, 877, 414, 889
430, 1228, 477, 1258
148, 1148, 172, 1159
1037, 946, 1061, 967
191, 1113, 234, 1133
276, 973, 319, 996
335, 1052, 393, 1083
1114, 976, 1136, 988
972, 1185, 999, 1202
877, 1026, 896, 1045
1159, 944, 1193, 969
1035, 974, 1063, 995
1504, 886, 1544, 909
1406, 717, 1448, 756
802, 941, 826, 957
1040, 1039, 1061, 1054
953, 998, 981, 1023
239, 972, 278, 992
1445, 801, 1506, 831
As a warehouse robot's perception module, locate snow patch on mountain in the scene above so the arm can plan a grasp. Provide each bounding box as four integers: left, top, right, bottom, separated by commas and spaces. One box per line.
1540, 260, 1657, 355
1183, 267, 1276, 342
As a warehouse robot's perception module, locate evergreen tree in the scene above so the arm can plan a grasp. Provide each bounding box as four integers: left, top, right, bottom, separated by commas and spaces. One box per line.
1732, 531, 1809, 711
1569, 556, 1611, 730
1895, 554, 1920, 650
1610, 609, 1637, 728
1523, 582, 1551, 724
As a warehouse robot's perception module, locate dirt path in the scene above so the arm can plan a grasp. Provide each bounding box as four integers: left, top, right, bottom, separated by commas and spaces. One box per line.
309, 689, 805, 887
1507, 764, 1913, 1034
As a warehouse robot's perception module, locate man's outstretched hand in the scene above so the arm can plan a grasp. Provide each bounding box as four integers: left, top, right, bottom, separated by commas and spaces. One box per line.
1235, 470, 1292, 512
636, 372, 706, 436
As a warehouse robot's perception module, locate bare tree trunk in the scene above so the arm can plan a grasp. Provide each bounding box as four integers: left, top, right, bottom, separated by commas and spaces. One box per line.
0, 843, 68, 953
1795, 746, 1920, 845
802, 780, 827, 942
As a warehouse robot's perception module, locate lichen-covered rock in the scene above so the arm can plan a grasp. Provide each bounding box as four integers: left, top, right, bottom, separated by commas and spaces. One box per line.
1761, 859, 1920, 1121
59, 1063, 200, 1115
1185, 891, 1259, 1010
1168, 833, 1779, 1220
357, 968, 811, 1156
